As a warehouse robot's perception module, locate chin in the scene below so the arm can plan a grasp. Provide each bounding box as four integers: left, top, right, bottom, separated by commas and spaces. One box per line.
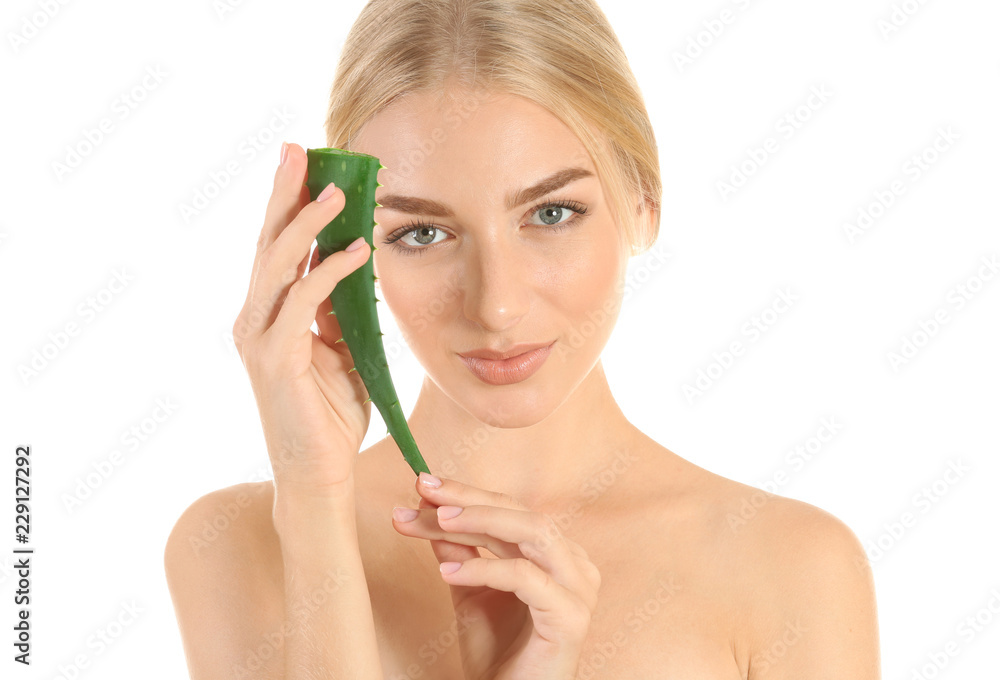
462, 392, 557, 429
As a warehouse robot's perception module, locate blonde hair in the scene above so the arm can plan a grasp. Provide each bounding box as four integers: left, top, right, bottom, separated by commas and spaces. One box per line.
324, 0, 661, 256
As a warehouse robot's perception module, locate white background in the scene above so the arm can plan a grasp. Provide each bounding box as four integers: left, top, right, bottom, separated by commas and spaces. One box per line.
2, 0, 998, 678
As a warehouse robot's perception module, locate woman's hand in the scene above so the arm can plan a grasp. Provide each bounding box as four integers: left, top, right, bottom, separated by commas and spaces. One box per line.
391, 473, 601, 680
232, 142, 375, 497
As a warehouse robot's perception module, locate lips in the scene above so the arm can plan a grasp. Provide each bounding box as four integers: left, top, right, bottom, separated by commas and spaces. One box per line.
459, 341, 554, 361
459, 341, 555, 386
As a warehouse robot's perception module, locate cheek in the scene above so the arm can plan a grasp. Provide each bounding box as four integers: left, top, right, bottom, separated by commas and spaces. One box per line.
378, 261, 462, 337
542, 236, 622, 316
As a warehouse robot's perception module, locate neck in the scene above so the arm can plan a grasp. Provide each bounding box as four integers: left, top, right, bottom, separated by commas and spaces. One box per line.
404, 360, 641, 513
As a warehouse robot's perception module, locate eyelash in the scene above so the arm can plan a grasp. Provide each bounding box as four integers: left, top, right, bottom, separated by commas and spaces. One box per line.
382, 199, 589, 256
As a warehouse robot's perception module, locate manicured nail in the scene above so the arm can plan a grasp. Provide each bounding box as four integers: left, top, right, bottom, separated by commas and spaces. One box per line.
440, 562, 462, 575
316, 182, 337, 202
419, 472, 442, 488
279, 141, 289, 166
346, 236, 367, 253
437, 505, 463, 520
393, 507, 418, 522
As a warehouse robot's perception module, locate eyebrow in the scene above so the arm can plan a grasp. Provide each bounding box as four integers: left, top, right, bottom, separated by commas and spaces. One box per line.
377, 166, 595, 217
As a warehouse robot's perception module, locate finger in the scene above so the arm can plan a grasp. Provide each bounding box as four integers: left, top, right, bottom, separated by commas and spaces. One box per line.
244, 184, 346, 340
415, 473, 528, 513
234, 143, 309, 348
435, 505, 581, 587
270, 241, 371, 341
428, 537, 481, 570
440, 505, 600, 611
439, 556, 593, 639
310, 245, 342, 347
413, 474, 581, 570
241, 136, 348, 345
392, 505, 521, 561
257, 142, 309, 260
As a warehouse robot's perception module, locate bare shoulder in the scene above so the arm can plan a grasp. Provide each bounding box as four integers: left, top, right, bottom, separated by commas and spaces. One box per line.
164, 480, 277, 567
161, 445, 398, 678
164, 481, 282, 679
684, 462, 881, 679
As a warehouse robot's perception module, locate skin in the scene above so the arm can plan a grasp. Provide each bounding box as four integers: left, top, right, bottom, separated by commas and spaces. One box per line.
165, 85, 881, 679
350, 85, 653, 676
354, 86, 649, 511
352, 86, 878, 677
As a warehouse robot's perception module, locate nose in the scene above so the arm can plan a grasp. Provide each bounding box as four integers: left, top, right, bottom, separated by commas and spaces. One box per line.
461, 240, 530, 332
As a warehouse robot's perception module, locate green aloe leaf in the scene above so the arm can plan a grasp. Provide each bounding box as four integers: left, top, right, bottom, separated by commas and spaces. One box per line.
305, 147, 431, 477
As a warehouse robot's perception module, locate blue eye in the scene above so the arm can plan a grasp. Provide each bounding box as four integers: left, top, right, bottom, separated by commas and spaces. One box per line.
383, 199, 588, 256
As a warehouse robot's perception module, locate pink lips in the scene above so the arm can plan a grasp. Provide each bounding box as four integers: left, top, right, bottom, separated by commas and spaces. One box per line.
459, 341, 555, 385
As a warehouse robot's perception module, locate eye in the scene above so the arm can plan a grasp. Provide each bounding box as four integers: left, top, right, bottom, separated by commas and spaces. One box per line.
384, 220, 446, 253
525, 200, 587, 230
382, 199, 588, 256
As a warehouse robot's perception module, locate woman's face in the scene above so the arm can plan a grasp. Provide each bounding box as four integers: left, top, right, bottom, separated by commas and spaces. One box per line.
352, 87, 630, 425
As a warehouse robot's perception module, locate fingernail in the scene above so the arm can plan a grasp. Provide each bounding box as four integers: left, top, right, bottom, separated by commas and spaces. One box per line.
419, 472, 442, 488
440, 562, 462, 575
393, 506, 418, 522
437, 505, 462, 520
316, 182, 338, 202
346, 236, 367, 252
279, 141, 289, 166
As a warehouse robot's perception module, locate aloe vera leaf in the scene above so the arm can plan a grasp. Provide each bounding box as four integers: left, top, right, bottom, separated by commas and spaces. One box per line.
305, 147, 431, 477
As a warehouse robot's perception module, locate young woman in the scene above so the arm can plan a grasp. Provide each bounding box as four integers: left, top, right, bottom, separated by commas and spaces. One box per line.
165, 1, 880, 678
